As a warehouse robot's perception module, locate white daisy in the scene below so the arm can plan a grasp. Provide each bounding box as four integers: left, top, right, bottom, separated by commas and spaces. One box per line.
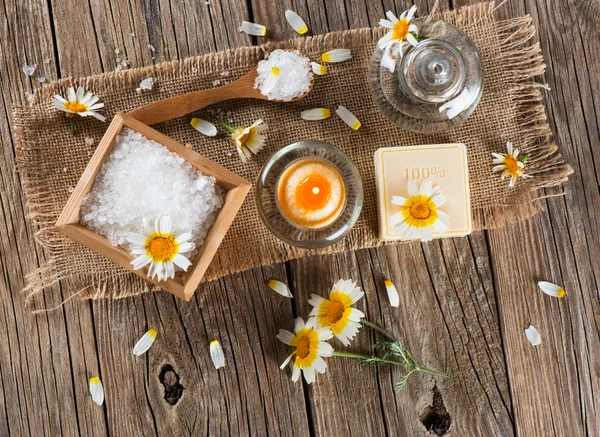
492, 141, 532, 188
218, 119, 267, 163
127, 216, 195, 282
378, 6, 419, 72
308, 279, 364, 346
277, 317, 334, 384
52, 86, 105, 121
389, 179, 449, 242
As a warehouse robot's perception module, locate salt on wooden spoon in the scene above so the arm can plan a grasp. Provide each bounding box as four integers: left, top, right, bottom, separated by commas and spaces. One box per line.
128, 49, 315, 126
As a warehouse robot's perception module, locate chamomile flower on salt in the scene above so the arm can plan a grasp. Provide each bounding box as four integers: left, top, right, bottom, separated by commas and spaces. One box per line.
285, 10, 308, 34
133, 329, 158, 355
538, 281, 566, 298
378, 6, 419, 72
308, 279, 364, 346
190, 118, 217, 137
127, 216, 195, 282
335, 105, 361, 130
89, 376, 104, 406
277, 317, 334, 384
492, 141, 532, 188
239, 21, 267, 36
210, 340, 226, 369
255, 49, 312, 101
301, 108, 331, 120
218, 119, 267, 163
310, 62, 327, 75
389, 179, 449, 242
321, 48, 352, 63
268, 279, 293, 298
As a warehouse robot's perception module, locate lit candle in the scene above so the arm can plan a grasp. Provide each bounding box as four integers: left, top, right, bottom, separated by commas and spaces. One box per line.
277, 158, 346, 229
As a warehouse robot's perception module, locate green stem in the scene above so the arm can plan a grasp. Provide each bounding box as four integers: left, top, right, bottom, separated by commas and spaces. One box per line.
332, 351, 406, 366
216, 119, 235, 134
69, 118, 76, 136
360, 319, 397, 342
415, 366, 449, 378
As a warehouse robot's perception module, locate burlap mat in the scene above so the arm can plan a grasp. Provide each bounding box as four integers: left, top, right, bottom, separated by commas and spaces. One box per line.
14, 2, 571, 301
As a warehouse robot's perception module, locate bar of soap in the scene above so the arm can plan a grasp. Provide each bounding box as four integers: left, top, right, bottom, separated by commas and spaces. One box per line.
374, 144, 472, 241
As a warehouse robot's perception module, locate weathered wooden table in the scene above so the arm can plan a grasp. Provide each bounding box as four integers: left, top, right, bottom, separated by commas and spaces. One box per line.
1, 0, 598, 435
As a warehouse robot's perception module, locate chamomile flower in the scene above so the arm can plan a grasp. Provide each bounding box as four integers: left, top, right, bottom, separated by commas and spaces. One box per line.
52, 86, 105, 134
285, 10, 308, 34
378, 6, 419, 72
239, 21, 267, 36
127, 216, 195, 282
492, 141, 532, 188
389, 179, 449, 242
218, 119, 267, 163
308, 279, 365, 346
277, 317, 334, 384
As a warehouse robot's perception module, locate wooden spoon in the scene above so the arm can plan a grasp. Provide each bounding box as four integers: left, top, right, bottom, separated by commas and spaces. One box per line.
128, 57, 313, 126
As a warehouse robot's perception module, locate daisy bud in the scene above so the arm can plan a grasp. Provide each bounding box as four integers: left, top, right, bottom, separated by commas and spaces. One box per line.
335, 105, 361, 130
190, 118, 217, 137
89, 376, 105, 406
321, 49, 352, 63
301, 108, 331, 120
285, 10, 308, 35
239, 21, 267, 36
537, 281, 565, 298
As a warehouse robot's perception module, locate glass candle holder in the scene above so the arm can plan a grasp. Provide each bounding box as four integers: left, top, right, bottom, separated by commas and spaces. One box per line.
256, 141, 363, 248
368, 19, 484, 134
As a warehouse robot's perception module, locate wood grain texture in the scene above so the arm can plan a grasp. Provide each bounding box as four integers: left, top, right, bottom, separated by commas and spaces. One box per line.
0, 0, 598, 436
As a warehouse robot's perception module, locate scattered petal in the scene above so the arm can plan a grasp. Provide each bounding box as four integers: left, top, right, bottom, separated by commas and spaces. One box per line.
22, 63, 37, 76
285, 10, 308, 34
384, 280, 399, 307
524, 325, 541, 346
537, 281, 565, 298
321, 49, 352, 63
310, 62, 327, 75
239, 21, 267, 36
268, 279, 293, 298
89, 376, 104, 405
133, 329, 158, 355
335, 105, 361, 130
210, 340, 226, 369
301, 108, 331, 120
190, 118, 217, 136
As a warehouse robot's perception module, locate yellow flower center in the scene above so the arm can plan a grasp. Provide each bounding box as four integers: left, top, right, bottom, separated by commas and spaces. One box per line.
504, 156, 522, 176
272, 66, 280, 76
64, 101, 88, 113
410, 201, 431, 219
233, 128, 251, 147
326, 300, 346, 324
392, 19, 410, 40
147, 236, 177, 262
296, 334, 311, 359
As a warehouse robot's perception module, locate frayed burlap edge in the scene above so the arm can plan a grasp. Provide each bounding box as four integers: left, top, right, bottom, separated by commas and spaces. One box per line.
15, 2, 572, 305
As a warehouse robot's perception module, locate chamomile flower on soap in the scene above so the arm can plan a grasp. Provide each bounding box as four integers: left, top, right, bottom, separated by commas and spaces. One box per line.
285, 10, 308, 34
133, 329, 158, 355
218, 119, 267, 163
310, 62, 327, 75
378, 6, 419, 72
384, 280, 399, 307
210, 340, 226, 369
525, 325, 541, 346
190, 118, 217, 137
335, 105, 361, 130
277, 317, 334, 384
389, 179, 449, 242
268, 279, 293, 298
492, 141, 532, 188
239, 20, 267, 36
301, 108, 331, 120
52, 86, 105, 134
538, 281, 566, 298
127, 216, 195, 282
89, 376, 104, 405
308, 279, 364, 346
321, 49, 352, 63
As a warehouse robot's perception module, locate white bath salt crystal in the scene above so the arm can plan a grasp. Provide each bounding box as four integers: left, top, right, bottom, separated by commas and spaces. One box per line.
138, 77, 154, 91
67, 186, 74, 193
148, 44, 156, 53
22, 64, 37, 76
43, 58, 51, 65
84, 137, 95, 146
220, 71, 230, 77
212, 79, 220, 87
254, 49, 312, 101
62, 167, 68, 173
115, 48, 121, 55
80, 127, 224, 259
136, 87, 142, 93
26, 93, 36, 105
191, 67, 198, 73
36, 75, 45, 83
130, 32, 135, 37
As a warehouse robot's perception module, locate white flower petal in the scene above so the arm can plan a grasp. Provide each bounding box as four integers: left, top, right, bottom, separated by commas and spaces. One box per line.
301, 108, 331, 120
406, 33, 419, 47
89, 377, 104, 406
260, 68, 280, 95
190, 118, 217, 137
380, 44, 397, 72
277, 329, 296, 346
538, 281, 565, 298
131, 254, 152, 270
239, 21, 267, 36
177, 242, 195, 253
268, 279, 293, 298
126, 233, 148, 246
321, 48, 352, 63
385, 280, 399, 307
159, 216, 172, 235
175, 232, 193, 243
172, 253, 192, 271
379, 18, 394, 28
335, 105, 361, 130
210, 340, 226, 369
133, 329, 158, 355
310, 62, 327, 75
391, 195, 408, 206
280, 353, 294, 369
406, 5, 417, 20
525, 325, 542, 346
291, 365, 301, 382
386, 11, 398, 22
285, 10, 308, 34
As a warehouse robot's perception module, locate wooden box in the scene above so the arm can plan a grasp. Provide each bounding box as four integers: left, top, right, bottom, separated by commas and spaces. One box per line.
55, 112, 251, 301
